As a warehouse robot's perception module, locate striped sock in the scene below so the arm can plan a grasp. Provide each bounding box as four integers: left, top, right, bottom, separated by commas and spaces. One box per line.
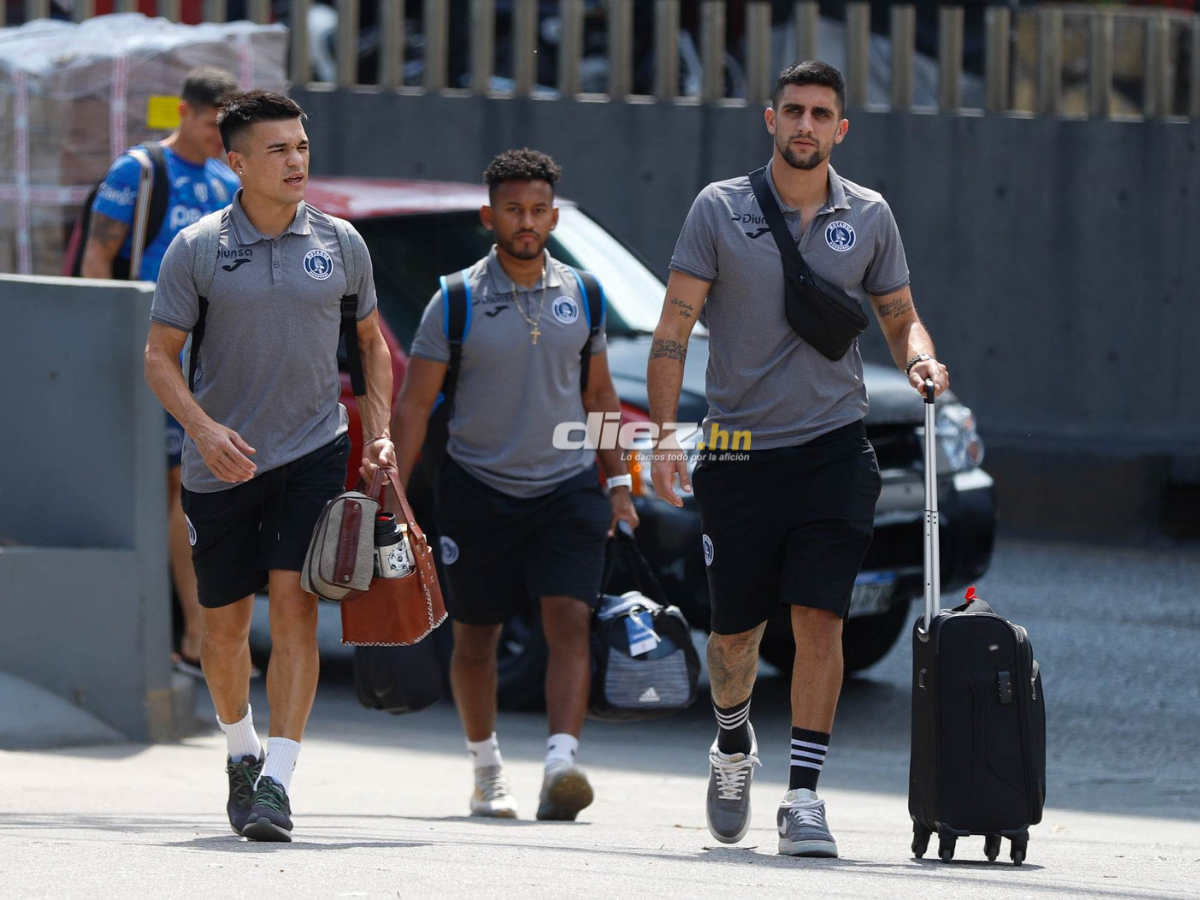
714, 696, 752, 755
789, 727, 830, 792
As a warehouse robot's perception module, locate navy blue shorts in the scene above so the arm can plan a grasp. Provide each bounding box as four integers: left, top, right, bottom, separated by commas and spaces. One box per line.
433, 458, 610, 626
691, 420, 882, 635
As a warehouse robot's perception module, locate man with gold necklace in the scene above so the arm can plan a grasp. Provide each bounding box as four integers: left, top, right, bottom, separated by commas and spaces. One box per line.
391, 149, 638, 821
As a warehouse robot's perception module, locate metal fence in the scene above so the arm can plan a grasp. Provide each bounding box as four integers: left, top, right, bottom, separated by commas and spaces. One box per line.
7, 1, 1199, 120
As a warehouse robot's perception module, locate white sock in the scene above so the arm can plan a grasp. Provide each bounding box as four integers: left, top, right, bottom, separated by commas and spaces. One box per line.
217, 706, 262, 762
259, 737, 301, 793
546, 733, 579, 768
467, 733, 503, 770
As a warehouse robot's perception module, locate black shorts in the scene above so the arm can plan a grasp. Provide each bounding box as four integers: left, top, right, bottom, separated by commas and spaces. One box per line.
166, 412, 184, 468
691, 420, 882, 635
433, 458, 610, 627
181, 433, 351, 609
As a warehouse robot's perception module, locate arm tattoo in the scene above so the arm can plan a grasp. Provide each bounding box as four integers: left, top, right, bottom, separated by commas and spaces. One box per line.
878, 298, 913, 319
650, 339, 687, 363
87, 212, 130, 251
669, 297, 695, 319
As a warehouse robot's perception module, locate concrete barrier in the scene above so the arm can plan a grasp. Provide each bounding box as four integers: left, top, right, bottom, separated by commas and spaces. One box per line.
0, 274, 190, 742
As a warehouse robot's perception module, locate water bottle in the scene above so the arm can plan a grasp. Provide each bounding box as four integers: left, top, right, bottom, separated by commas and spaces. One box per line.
374, 512, 414, 579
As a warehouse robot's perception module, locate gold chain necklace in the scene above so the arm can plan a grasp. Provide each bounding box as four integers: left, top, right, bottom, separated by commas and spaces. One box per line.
511, 264, 549, 345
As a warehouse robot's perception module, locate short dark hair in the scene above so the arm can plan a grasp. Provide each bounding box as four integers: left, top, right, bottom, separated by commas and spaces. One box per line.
180, 67, 239, 110
772, 60, 846, 113
483, 148, 562, 199
217, 90, 306, 152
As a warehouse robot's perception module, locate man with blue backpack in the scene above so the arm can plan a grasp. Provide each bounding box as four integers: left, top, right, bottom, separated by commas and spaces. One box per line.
389, 149, 638, 822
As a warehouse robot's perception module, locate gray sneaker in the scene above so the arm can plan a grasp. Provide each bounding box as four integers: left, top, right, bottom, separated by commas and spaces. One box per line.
470, 766, 518, 819
777, 788, 838, 857
705, 723, 760, 844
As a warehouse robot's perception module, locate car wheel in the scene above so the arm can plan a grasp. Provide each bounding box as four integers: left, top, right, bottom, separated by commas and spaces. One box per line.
496, 608, 550, 711
757, 597, 912, 674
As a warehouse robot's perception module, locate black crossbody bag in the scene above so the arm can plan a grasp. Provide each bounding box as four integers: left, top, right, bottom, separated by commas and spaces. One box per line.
748, 166, 869, 361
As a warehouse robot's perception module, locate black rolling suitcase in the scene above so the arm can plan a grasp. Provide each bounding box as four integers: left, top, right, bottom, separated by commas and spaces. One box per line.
908, 381, 1046, 866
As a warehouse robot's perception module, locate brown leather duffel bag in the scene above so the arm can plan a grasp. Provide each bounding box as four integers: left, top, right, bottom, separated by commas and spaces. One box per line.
340, 467, 447, 647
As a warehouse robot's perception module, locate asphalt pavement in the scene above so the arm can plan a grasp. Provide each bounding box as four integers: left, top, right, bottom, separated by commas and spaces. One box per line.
2, 537, 1198, 899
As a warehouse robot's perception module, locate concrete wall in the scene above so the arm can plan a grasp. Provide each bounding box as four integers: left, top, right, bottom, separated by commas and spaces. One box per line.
0, 275, 183, 741
296, 88, 1200, 538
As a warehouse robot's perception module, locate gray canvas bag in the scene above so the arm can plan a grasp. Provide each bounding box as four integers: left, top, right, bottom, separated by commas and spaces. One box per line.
300, 480, 378, 601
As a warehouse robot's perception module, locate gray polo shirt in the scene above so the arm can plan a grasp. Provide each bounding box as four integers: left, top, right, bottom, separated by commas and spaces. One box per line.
670, 162, 909, 450
151, 190, 377, 492
410, 247, 606, 499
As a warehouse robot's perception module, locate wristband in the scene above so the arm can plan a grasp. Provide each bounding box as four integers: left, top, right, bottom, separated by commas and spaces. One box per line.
605, 474, 633, 492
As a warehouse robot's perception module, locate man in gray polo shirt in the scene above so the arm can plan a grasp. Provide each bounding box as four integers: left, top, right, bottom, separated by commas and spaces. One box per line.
647, 61, 949, 858
144, 91, 394, 843
390, 149, 637, 823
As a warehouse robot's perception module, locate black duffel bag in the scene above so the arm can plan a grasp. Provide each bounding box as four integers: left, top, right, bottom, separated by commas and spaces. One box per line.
588, 526, 700, 722
352, 624, 447, 715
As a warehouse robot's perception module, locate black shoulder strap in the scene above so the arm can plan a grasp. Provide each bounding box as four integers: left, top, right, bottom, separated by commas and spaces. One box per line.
341, 295, 366, 396
574, 269, 604, 393
141, 142, 170, 249
186, 210, 225, 393
187, 297, 209, 393
441, 270, 470, 411
748, 166, 810, 283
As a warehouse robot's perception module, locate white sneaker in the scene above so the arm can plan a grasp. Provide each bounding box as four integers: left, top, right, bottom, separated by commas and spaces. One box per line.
536, 760, 594, 821
470, 766, 518, 819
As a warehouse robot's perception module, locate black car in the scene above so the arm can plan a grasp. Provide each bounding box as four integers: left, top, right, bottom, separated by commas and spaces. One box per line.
290, 177, 997, 707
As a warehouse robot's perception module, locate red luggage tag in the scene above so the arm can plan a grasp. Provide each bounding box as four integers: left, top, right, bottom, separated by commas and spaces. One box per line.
964, 586, 978, 605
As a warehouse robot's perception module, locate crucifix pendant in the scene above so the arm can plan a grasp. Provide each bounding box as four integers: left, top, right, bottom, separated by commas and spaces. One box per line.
530, 325, 541, 345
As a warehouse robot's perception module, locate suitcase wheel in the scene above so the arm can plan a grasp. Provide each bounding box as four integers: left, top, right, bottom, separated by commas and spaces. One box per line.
984, 834, 1002, 862
937, 832, 956, 863
1010, 836, 1028, 866
911, 824, 931, 859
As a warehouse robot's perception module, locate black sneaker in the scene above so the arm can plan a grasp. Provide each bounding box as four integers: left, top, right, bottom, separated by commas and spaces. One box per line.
226, 754, 264, 835
242, 776, 294, 842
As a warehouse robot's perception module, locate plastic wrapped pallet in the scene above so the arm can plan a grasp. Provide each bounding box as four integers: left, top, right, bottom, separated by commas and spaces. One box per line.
0, 14, 287, 276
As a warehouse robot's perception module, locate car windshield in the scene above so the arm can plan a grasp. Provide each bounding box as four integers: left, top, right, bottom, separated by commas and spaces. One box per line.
353, 206, 663, 351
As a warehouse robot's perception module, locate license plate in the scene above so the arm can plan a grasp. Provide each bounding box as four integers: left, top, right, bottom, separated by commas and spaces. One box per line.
849, 572, 896, 618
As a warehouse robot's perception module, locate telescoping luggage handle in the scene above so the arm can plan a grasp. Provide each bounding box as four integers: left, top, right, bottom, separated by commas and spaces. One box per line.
921, 379, 941, 634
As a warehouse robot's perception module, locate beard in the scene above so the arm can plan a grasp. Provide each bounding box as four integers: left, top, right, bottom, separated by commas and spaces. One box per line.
496, 231, 546, 260
778, 135, 829, 171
